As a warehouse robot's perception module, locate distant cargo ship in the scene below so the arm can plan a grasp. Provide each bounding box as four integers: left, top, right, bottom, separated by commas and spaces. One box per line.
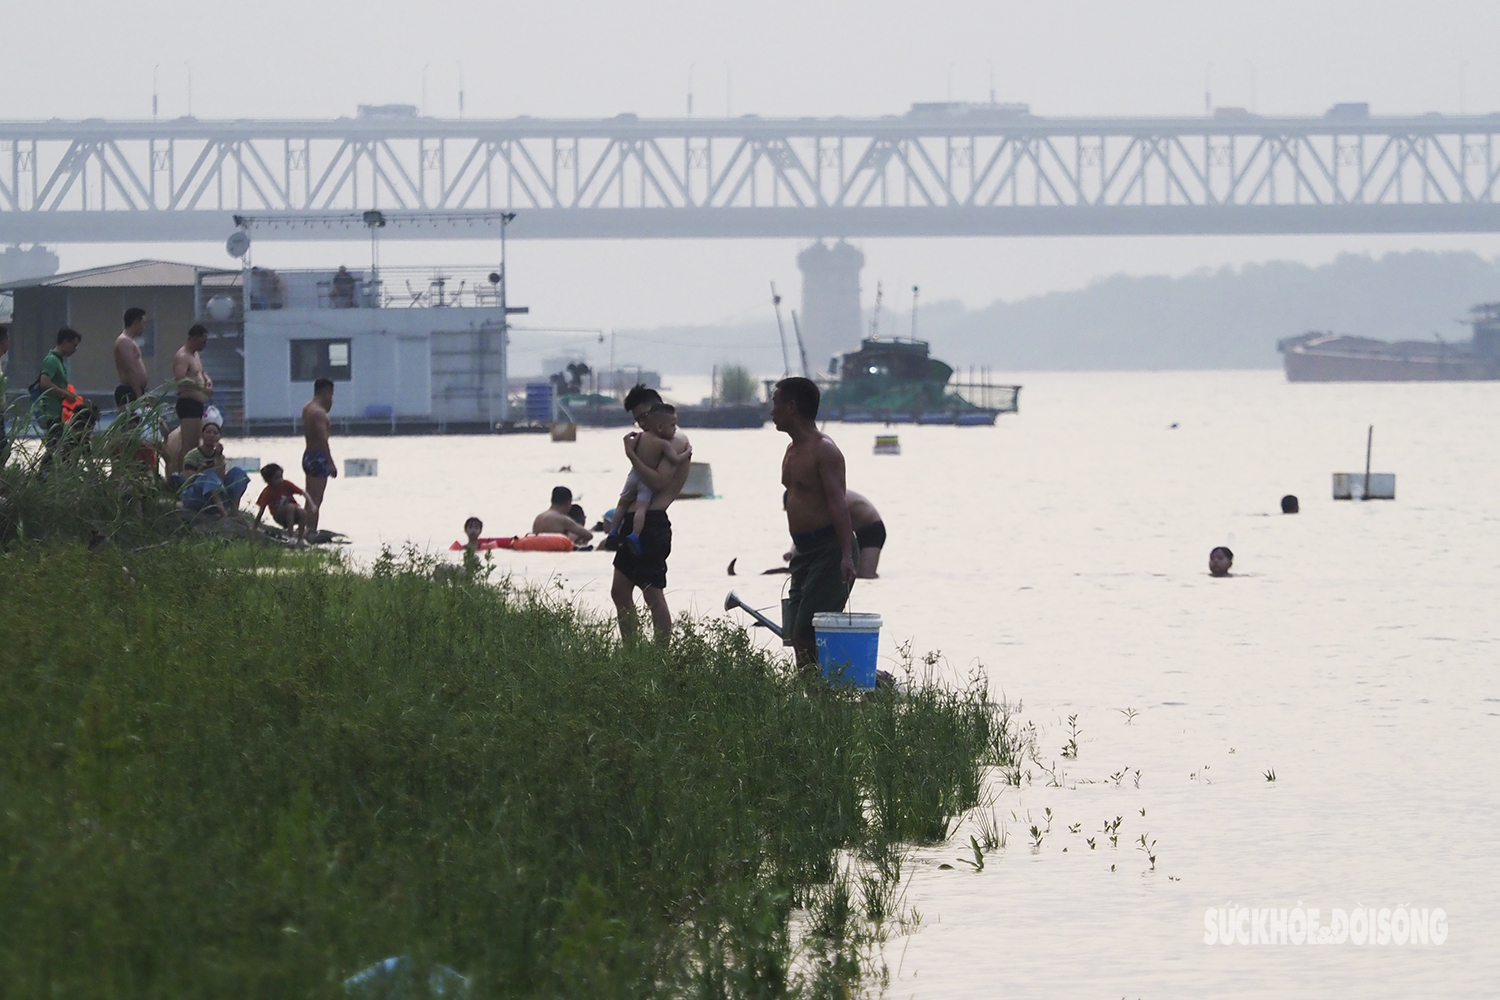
1279, 303, 1500, 382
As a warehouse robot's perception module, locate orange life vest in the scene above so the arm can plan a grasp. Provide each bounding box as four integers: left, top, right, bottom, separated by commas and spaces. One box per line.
61, 384, 80, 422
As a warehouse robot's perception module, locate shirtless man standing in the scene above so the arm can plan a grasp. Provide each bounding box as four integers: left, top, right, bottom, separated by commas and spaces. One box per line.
611, 384, 692, 641
171, 324, 213, 474
301, 377, 337, 536
773, 376, 858, 667
113, 307, 149, 408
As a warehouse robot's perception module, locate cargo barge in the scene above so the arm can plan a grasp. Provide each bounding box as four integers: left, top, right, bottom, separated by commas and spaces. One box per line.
1279, 304, 1500, 382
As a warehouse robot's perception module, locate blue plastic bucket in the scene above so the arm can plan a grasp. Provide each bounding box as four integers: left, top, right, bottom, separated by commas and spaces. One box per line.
812, 612, 882, 688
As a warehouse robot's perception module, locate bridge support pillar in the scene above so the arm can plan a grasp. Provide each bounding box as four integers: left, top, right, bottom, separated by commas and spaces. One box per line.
796, 240, 864, 377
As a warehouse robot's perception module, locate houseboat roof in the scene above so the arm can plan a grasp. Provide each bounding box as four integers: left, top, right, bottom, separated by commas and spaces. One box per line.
0, 259, 218, 292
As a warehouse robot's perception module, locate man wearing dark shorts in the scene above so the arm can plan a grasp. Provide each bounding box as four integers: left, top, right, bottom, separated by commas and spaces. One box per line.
773, 376, 858, 667
113, 307, 149, 409
784, 524, 860, 656
301, 378, 337, 536
613, 509, 673, 591
611, 384, 692, 641
847, 490, 886, 579
170, 324, 212, 475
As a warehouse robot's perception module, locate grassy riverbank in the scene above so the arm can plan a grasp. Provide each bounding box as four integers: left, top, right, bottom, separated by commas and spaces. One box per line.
0, 540, 1012, 998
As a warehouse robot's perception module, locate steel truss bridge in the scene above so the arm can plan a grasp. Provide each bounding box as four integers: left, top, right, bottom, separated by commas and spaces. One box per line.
5, 112, 1500, 242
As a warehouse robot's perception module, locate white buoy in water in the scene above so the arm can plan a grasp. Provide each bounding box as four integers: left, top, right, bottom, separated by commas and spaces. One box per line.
344, 459, 378, 478
680, 462, 715, 498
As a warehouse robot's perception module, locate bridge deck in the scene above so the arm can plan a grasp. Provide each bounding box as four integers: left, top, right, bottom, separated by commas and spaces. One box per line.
5, 113, 1500, 240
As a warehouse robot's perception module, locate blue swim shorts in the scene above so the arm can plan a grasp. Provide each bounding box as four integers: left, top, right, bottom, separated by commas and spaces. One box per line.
302, 449, 333, 479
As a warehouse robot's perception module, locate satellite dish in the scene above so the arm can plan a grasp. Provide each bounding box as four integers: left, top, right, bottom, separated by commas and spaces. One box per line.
225, 230, 251, 259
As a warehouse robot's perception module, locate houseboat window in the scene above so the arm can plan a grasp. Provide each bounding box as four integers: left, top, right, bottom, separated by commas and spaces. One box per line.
290, 338, 353, 382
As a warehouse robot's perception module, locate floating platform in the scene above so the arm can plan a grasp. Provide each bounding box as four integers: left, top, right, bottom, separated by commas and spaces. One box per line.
1332, 473, 1395, 500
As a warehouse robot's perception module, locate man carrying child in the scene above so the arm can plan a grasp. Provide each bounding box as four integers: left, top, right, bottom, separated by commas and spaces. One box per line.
611, 387, 692, 641
603, 402, 689, 554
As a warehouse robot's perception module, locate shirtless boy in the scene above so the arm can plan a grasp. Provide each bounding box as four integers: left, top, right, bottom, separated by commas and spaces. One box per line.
113, 307, 149, 408
604, 403, 689, 553
611, 385, 692, 641
301, 378, 337, 535
171, 324, 213, 474
773, 376, 858, 667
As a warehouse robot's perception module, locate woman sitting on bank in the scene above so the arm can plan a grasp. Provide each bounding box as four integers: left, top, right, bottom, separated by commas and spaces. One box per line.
179, 409, 251, 517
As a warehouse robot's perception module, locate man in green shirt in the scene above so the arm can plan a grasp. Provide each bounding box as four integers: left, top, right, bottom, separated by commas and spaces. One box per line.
36, 327, 93, 464
37, 327, 83, 430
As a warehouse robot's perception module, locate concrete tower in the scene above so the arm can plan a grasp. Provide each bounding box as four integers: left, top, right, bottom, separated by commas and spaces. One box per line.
796, 240, 865, 375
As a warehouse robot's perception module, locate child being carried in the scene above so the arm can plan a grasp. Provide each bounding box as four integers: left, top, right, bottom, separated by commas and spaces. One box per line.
605, 403, 688, 553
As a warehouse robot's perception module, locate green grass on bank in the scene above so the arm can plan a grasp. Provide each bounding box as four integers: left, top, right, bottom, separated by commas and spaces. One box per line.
1, 541, 1013, 999
1, 396, 181, 551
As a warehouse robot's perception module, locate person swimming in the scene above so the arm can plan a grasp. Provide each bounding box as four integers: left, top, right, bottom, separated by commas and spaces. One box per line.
1209, 546, 1234, 577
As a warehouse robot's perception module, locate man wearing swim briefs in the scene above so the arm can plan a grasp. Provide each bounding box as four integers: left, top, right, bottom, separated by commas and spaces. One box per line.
171, 324, 213, 476
846, 490, 886, 579
301, 377, 337, 536
611, 384, 692, 641
773, 376, 858, 668
113, 307, 149, 408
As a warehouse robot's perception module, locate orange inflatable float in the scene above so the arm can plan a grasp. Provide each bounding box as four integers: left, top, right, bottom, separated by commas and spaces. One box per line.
449, 538, 514, 551
511, 533, 576, 552
450, 534, 575, 552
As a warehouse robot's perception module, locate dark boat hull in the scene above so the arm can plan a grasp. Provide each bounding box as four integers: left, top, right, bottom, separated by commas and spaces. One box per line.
1280, 333, 1500, 382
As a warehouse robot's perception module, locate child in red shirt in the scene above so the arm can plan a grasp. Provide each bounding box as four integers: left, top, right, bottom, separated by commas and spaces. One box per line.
255, 463, 316, 542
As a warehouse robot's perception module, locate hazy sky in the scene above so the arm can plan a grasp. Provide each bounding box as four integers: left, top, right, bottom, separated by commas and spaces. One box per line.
8, 0, 1500, 336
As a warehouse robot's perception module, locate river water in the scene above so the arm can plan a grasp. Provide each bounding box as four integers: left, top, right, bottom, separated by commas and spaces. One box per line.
235, 370, 1499, 998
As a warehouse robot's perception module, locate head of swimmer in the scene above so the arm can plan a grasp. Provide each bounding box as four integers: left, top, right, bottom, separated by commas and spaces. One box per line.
1209, 546, 1234, 577
643, 402, 677, 438
314, 376, 335, 407
464, 516, 483, 542
623, 383, 662, 426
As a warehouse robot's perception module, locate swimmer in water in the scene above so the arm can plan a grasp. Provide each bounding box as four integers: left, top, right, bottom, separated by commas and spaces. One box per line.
1209, 546, 1234, 577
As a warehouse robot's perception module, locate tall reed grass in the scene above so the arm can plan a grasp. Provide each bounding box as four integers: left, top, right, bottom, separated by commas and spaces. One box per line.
1, 541, 1012, 998
0, 395, 178, 550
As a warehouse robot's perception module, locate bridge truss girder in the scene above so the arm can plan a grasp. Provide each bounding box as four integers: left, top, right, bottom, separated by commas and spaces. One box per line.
5, 115, 1500, 241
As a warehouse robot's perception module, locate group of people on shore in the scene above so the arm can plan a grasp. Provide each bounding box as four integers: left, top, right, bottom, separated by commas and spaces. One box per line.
458, 379, 886, 667
1, 308, 339, 543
